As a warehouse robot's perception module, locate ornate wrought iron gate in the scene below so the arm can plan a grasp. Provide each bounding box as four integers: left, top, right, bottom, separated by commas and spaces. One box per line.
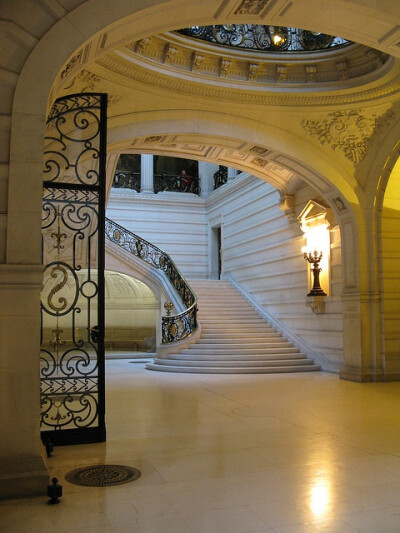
40, 93, 107, 445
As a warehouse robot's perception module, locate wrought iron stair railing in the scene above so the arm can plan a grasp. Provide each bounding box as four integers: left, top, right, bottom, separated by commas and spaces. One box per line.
105, 217, 197, 344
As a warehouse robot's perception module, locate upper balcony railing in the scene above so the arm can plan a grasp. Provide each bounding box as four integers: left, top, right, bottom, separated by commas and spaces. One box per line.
154, 173, 200, 194
112, 172, 200, 195
105, 217, 197, 344
214, 166, 228, 190
113, 171, 141, 192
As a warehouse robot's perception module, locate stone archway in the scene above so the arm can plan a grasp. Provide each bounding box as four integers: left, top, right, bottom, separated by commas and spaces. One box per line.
3, 0, 400, 498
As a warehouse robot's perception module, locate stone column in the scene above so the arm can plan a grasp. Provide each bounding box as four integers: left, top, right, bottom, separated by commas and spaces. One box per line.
0, 265, 49, 498
227, 167, 238, 182
140, 154, 154, 193
199, 161, 219, 197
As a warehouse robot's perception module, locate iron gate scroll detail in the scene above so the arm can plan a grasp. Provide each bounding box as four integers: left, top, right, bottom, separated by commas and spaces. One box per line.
41, 93, 107, 445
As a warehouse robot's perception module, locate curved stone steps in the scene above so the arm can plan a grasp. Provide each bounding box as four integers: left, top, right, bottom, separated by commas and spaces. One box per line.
147, 280, 320, 374
146, 363, 321, 374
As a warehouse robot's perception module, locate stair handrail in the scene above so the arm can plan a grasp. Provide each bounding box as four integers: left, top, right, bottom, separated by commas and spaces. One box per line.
105, 217, 197, 343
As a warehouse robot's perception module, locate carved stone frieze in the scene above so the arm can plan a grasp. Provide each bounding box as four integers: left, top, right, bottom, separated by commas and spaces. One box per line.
60, 49, 83, 80
164, 44, 177, 64
96, 54, 400, 107
220, 58, 232, 77
234, 0, 270, 15
64, 69, 120, 106
252, 157, 267, 167
135, 38, 151, 54
276, 65, 288, 82
305, 65, 317, 82
128, 33, 390, 87
250, 145, 268, 155
301, 109, 396, 163
336, 60, 349, 80
191, 52, 204, 71
248, 63, 259, 80
144, 135, 164, 144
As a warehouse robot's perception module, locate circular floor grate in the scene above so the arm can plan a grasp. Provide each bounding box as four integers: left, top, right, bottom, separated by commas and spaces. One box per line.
65, 464, 141, 487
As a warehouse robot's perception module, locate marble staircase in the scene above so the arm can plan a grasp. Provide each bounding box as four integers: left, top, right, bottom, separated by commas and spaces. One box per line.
146, 280, 320, 374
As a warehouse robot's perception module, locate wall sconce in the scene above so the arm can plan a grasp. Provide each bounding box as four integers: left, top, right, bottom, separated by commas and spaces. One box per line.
298, 200, 332, 313
303, 249, 326, 296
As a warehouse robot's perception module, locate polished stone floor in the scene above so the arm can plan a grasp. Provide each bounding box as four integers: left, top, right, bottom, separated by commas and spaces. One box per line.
2, 360, 400, 532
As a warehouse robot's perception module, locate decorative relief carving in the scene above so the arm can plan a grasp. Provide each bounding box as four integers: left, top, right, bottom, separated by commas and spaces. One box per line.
301, 109, 396, 163
331, 196, 348, 212
75, 70, 100, 91
164, 44, 177, 64
336, 60, 349, 80
250, 145, 268, 155
191, 52, 204, 71
96, 55, 400, 107
220, 58, 232, 77
248, 63, 259, 80
276, 65, 287, 81
252, 157, 267, 167
135, 38, 151, 54
67, 69, 120, 107
305, 65, 317, 82
234, 0, 270, 15
144, 135, 163, 144
61, 49, 83, 80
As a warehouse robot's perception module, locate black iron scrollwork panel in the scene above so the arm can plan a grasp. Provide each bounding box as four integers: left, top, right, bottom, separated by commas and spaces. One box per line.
214, 166, 228, 190
41, 93, 106, 445
178, 25, 348, 52
44, 94, 102, 186
105, 217, 197, 343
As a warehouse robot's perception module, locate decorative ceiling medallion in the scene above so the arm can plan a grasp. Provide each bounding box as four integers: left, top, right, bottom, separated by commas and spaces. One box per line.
234, 0, 270, 15
301, 109, 395, 163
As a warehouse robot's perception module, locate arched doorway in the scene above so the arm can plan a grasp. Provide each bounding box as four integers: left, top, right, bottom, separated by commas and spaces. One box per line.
3, 0, 400, 497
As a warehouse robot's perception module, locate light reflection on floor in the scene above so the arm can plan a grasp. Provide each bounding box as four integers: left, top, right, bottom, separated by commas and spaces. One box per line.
2, 360, 400, 532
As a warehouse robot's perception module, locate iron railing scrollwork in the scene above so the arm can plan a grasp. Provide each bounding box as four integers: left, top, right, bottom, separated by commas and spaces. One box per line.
178, 26, 349, 52
41, 93, 107, 446
214, 166, 228, 190
154, 173, 200, 195
113, 171, 140, 192
105, 217, 197, 343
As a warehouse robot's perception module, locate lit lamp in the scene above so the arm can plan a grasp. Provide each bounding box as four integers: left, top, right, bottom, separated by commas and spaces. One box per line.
269, 26, 288, 48
298, 200, 331, 313
303, 249, 327, 296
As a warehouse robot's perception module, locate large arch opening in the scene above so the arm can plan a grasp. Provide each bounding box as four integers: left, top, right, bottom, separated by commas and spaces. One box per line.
4, 0, 400, 497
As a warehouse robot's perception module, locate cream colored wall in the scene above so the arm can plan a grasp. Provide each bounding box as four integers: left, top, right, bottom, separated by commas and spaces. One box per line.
106, 189, 208, 278
209, 175, 344, 371
379, 158, 400, 378
2, 0, 400, 497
